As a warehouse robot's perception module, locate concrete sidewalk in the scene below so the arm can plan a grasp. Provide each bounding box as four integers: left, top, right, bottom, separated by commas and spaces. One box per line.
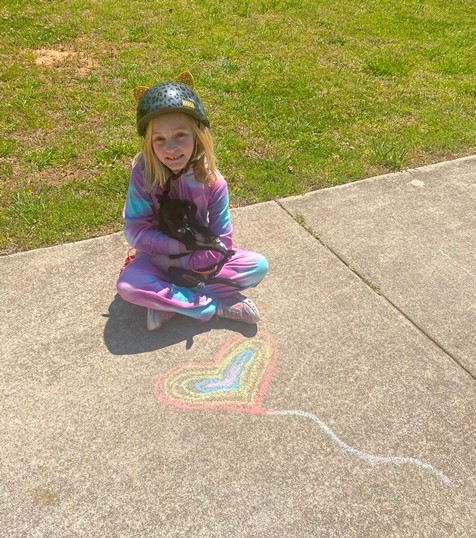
1, 157, 476, 537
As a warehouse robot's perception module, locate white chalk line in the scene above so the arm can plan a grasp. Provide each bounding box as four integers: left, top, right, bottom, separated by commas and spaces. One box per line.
267, 409, 451, 485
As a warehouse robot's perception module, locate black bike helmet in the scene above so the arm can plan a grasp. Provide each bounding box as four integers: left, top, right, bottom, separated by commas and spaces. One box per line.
136, 74, 209, 136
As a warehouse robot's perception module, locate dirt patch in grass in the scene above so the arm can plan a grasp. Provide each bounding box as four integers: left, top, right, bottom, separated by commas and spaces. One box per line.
34, 48, 71, 67
33, 47, 98, 76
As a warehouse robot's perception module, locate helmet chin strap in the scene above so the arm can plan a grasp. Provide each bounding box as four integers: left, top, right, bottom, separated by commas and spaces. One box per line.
166, 157, 198, 185
165, 138, 202, 185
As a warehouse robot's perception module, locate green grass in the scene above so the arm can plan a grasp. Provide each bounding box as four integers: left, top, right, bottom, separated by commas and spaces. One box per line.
1, 0, 476, 253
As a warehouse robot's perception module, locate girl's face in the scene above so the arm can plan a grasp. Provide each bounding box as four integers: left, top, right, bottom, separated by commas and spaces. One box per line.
151, 113, 196, 173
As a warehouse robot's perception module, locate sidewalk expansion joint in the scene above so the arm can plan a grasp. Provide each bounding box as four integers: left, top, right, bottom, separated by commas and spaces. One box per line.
276, 200, 476, 383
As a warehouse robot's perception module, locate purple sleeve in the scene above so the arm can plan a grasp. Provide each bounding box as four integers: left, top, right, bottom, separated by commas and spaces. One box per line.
189, 175, 234, 271
123, 165, 182, 256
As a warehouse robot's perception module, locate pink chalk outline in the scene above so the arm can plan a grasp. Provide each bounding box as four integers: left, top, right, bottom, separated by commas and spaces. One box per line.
154, 332, 278, 415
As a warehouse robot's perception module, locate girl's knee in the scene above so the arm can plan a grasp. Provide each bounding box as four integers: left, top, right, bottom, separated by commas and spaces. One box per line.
245, 253, 269, 287
116, 275, 136, 302
256, 253, 269, 277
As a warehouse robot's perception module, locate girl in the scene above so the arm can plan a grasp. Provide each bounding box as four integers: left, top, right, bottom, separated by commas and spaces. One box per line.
116, 72, 269, 330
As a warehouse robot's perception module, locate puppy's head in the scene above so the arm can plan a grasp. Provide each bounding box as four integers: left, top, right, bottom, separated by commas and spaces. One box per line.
157, 195, 197, 239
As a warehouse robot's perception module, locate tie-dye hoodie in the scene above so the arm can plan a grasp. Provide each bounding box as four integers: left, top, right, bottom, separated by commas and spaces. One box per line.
123, 157, 233, 271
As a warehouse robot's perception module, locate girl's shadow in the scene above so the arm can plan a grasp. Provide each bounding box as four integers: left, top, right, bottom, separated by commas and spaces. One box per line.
103, 294, 257, 355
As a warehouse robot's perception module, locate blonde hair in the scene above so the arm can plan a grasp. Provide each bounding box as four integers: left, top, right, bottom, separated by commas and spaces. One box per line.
139, 115, 218, 192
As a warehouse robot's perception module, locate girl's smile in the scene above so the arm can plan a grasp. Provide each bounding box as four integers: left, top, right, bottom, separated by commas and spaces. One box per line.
151, 113, 196, 173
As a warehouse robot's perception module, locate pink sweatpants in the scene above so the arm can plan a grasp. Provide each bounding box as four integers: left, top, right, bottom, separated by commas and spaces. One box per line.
116, 249, 268, 321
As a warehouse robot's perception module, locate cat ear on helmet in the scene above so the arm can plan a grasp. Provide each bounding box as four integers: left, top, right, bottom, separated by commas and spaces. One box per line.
133, 86, 149, 103
174, 71, 195, 89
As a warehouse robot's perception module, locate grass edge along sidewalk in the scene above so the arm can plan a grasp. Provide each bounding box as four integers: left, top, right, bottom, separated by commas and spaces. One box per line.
1, 0, 475, 253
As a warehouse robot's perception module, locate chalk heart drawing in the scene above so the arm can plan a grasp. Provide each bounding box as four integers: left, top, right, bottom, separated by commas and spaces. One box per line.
154, 332, 277, 415
154, 332, 451, 485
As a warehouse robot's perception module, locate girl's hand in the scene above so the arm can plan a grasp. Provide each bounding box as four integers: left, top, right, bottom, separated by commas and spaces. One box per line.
179, 242, 190, 254
192, 232, 208, 243
151, 253, 190, 271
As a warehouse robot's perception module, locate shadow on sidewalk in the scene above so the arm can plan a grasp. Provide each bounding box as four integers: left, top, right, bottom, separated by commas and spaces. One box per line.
102, 294, 258, 355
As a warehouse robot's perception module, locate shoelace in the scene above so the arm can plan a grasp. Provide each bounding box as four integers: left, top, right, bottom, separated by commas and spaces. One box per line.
223, 307, 242, 319
219, 302, 251, 320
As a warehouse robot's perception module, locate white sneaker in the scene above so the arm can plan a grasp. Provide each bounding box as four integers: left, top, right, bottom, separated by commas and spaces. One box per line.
147, 309, 176, 331
216, 294, 260, 324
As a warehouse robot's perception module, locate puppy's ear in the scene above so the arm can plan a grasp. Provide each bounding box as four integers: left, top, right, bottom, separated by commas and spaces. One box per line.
156, 193, 165, 204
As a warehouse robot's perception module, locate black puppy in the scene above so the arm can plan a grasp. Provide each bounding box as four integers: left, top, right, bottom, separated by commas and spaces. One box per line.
156, 193, 232, 255
156, 192, 239, 289
156, 194, 198, 241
